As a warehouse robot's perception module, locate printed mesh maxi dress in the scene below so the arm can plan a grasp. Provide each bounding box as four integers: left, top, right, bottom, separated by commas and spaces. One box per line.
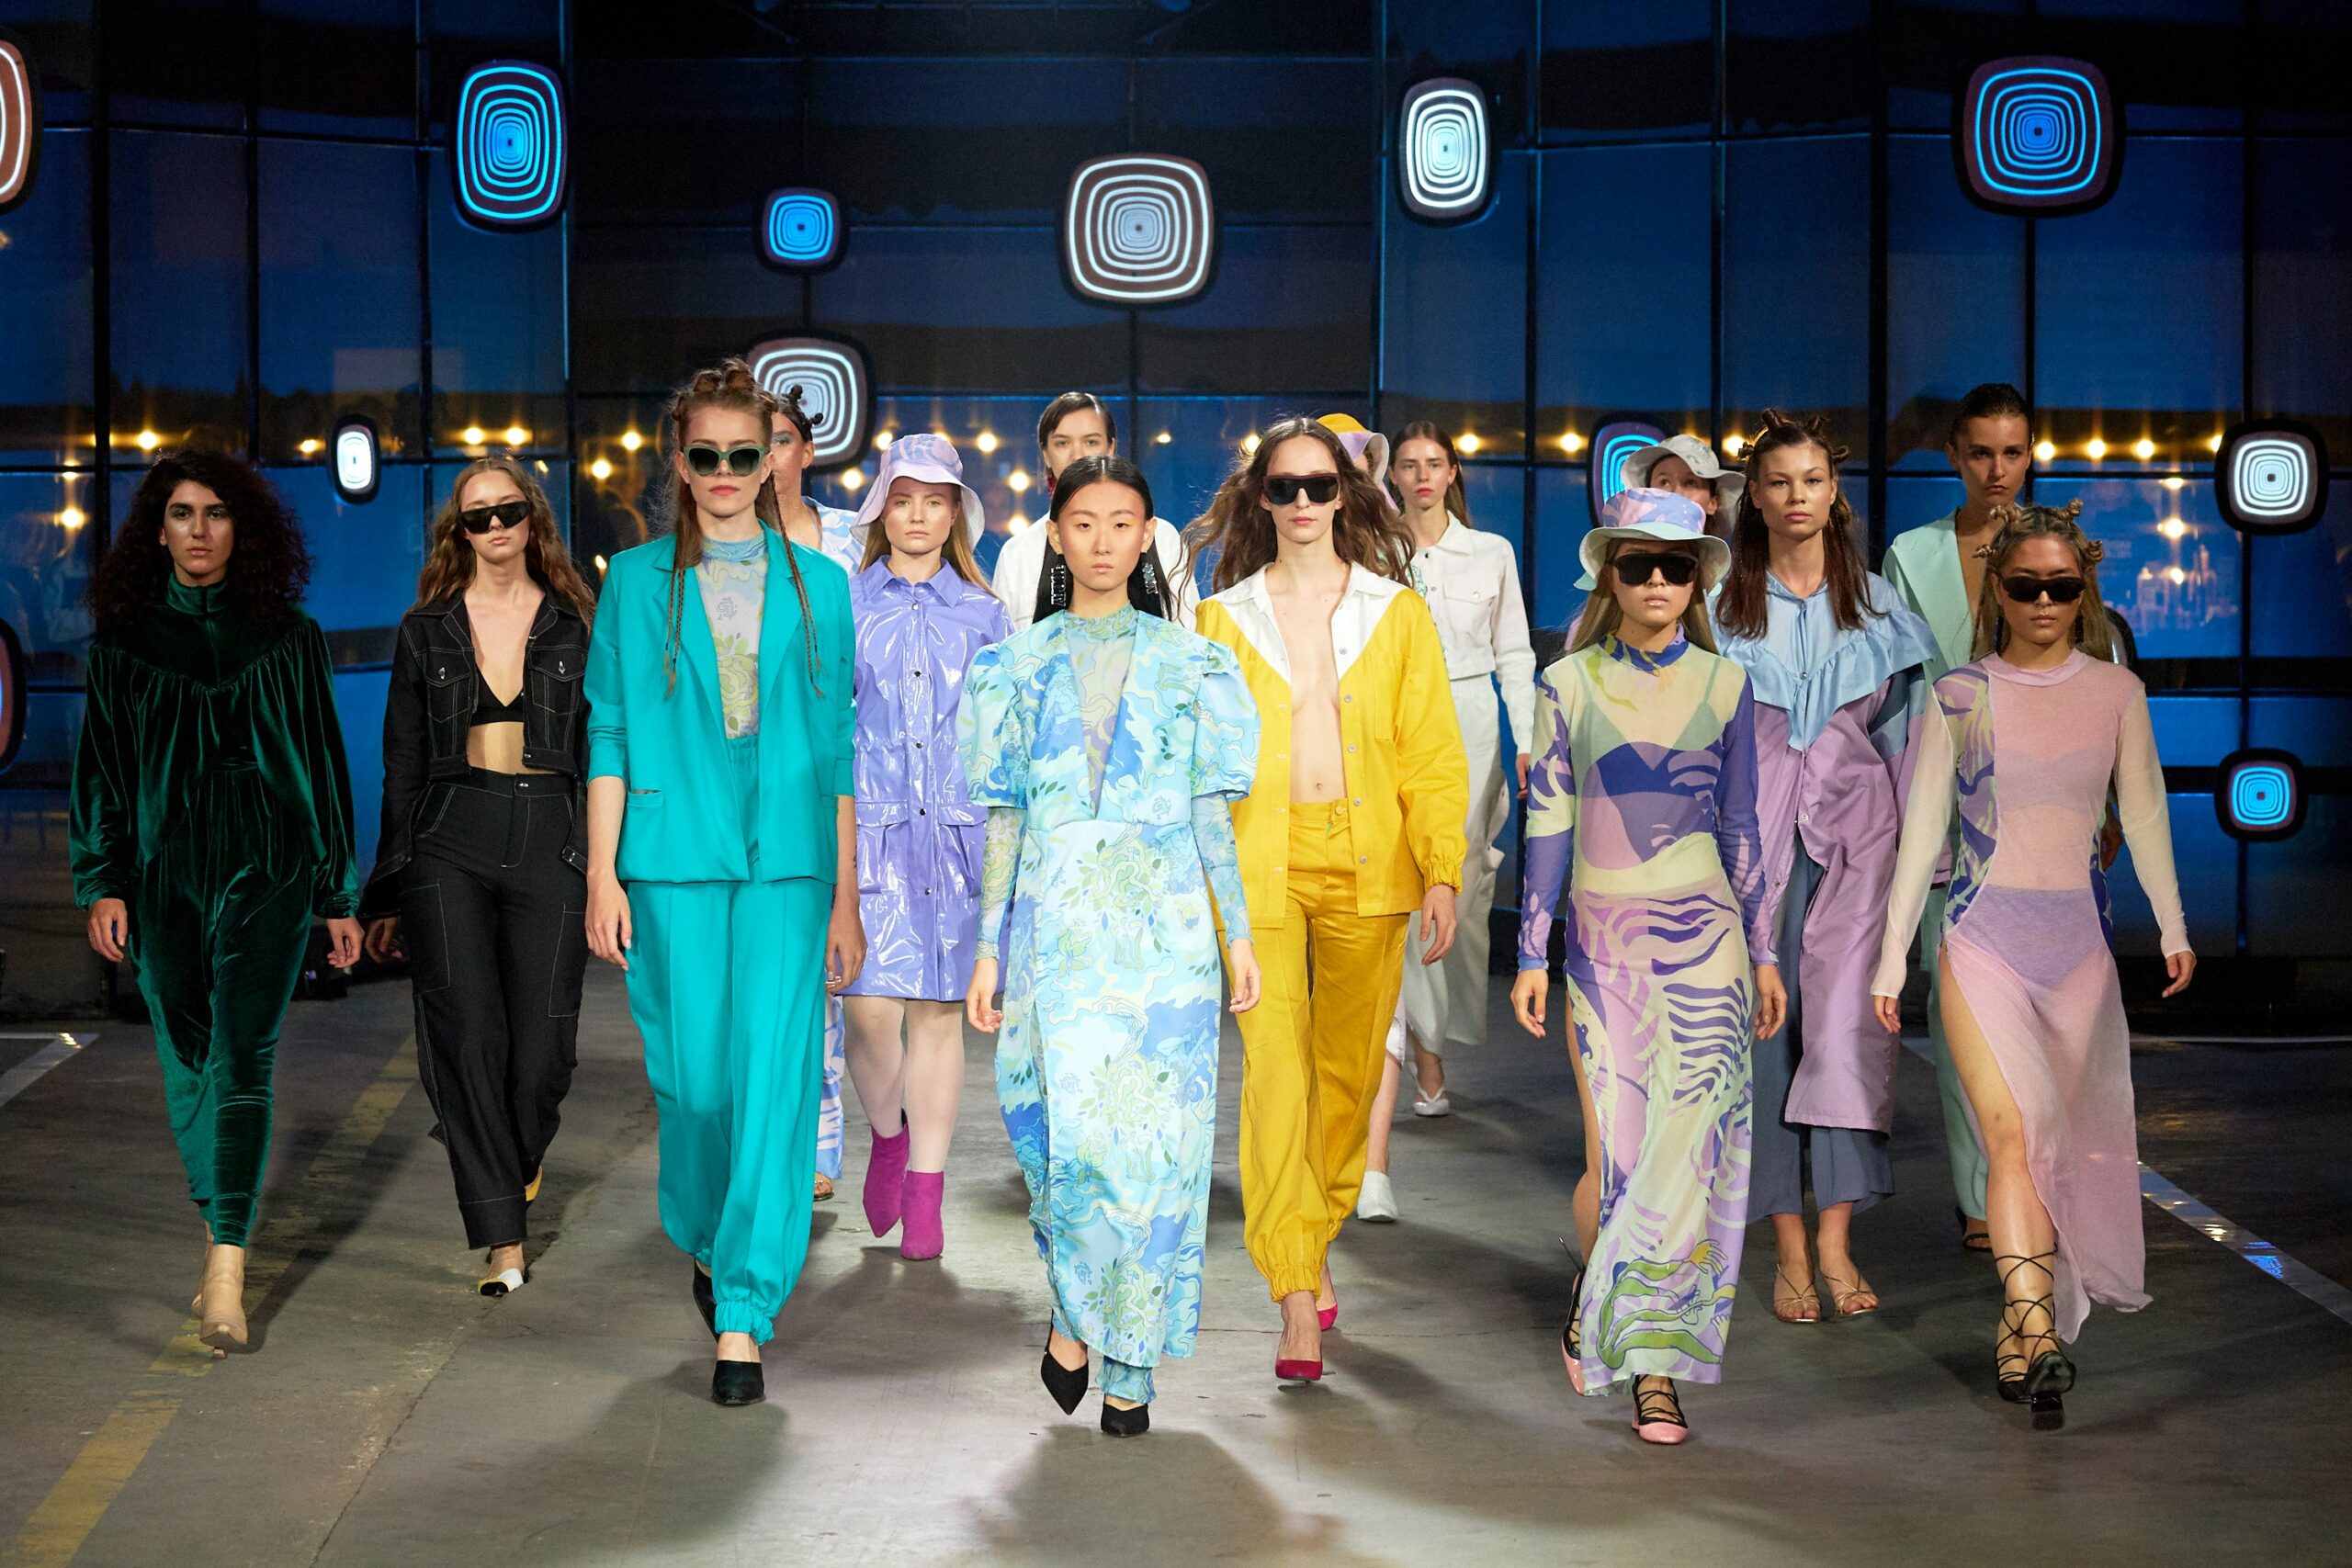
1874, 650, 2188, 1341
1518, 630, 1774, 1392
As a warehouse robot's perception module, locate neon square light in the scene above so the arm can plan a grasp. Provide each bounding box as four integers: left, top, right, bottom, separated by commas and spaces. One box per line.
746, 335, 871, 470
761, 187, 842, 270
1958, 56, 2118, 215
1398, 77, 1489, 223
1061, 154, 1216, 307
0, 28, 40, 214
2214, 749, 2305, 842
454, 61, 569, 231
2214, 421, 2327, 536
332, 416, 379, 503
1589, 420, 1668, 522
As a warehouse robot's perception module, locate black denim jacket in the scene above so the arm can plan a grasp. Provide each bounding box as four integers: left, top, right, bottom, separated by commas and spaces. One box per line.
360, 593, 590, 917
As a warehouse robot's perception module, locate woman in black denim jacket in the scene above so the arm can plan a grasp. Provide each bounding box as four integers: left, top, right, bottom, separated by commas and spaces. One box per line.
362, 457, 595, 1295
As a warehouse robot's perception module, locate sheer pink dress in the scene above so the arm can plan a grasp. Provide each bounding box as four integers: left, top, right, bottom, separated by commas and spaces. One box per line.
1874, 649, 2189, 1341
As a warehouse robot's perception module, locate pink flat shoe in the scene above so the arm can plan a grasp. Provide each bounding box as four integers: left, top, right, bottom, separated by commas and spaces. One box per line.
864, 1118, 910, 1237
899, 1170, 944, 1260
1631, 1377, 1689, 1446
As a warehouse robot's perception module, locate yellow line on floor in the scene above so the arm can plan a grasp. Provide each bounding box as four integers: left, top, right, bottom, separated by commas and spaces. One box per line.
2, 1038, 417, 1568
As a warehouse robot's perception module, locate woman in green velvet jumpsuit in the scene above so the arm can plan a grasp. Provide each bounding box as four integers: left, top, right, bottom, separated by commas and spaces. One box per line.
71, 451, 363, 1354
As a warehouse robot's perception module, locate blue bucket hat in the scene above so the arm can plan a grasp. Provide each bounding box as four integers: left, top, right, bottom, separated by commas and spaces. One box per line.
1573, 487, 1732, 593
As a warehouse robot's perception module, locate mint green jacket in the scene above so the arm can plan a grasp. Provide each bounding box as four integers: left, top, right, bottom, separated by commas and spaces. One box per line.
585, 530, 854, 885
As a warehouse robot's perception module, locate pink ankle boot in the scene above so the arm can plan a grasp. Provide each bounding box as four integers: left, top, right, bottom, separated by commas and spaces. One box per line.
864, 1120, 910, 1237
899, 1171, 944, 1260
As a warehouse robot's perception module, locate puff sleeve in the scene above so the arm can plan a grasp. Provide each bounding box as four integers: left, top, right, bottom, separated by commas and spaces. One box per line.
957, 641, 1028, 809
1187, 643, 1260, 801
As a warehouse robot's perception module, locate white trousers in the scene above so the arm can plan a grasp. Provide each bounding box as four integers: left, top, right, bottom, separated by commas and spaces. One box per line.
1392, 674, 1507, 1059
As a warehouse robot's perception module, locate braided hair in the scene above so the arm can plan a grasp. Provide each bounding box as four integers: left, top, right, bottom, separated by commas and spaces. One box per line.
662, 358, 823, 695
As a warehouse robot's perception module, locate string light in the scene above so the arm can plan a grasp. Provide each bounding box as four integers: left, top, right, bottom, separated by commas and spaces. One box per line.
841, 468, 866, 491
135, 430, 159, 452
504, 426, 530, 446
874, 432, 894, 450
2162, 476, 2186, 491
1155, 432, 1173, 445
1007, 469, 1032, 493
1722, 434, 1745, 457
58, 506, 85, 529
298, 438, 322, 456
1457, 433, 1482, 454
2034, 440, 2056, 462
593, 554, 608, 573
976, 432, 999, 454
2207, 433, 2224, 452
1241, 434, 1261, 455
1559, 432, 1584, 454
461, 426, 486, 446
589, 457, 613, 481
620, 431, 643, 452
2132, 437, 2155, 460
2158, 517, 2188, 540
2085, 438, 2107, 459
2166, 565, 2188, 585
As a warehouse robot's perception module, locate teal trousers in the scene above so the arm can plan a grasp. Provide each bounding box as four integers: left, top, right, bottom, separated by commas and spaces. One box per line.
1922, 885, 1990, 1222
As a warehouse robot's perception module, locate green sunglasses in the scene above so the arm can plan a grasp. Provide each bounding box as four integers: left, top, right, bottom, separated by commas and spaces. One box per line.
684, 442, 769, 478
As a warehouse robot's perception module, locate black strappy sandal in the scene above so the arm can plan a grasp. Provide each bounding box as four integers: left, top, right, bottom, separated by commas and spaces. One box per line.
1630, 1375, 1690, 1445
1994, 1250, 2074, 1430
1958, 1205, 1992, 1253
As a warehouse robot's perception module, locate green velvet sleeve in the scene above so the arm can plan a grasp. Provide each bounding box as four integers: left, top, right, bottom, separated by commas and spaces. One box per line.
67, 644, 137, 909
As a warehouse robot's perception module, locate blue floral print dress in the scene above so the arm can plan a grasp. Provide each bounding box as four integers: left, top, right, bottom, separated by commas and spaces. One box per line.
959, 604, 1259, 1403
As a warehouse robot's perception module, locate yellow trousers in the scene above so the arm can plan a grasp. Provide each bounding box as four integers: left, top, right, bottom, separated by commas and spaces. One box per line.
1238, 802, 1409, 1300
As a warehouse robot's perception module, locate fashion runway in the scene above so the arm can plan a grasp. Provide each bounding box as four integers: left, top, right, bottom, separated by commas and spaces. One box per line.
1, 969, 2344, 1567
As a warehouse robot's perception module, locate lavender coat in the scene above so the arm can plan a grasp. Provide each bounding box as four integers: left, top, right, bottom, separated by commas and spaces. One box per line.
845, 559, 1012, 1000
1716, 571, 1938, 1133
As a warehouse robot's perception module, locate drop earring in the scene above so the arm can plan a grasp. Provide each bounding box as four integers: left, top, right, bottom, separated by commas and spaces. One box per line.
1049, 554, 1071, 609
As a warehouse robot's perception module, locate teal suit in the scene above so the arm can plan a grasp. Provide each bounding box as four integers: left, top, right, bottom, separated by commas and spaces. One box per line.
1882, 511, 1990, 1224
585, 529, 854, 1342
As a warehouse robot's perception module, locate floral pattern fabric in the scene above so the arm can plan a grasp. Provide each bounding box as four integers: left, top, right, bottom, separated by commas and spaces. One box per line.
958, 606, 1258, 1381
1517, 630, 1772, 1393
695, 534, 769, 740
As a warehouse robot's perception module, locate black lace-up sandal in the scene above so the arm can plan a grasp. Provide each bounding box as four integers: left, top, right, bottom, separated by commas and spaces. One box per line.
1630, 1375, 1689, 1446
1994, 1250, 2073, 1430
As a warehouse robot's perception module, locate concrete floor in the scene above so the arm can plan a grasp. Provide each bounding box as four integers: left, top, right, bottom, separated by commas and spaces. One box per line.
2, 969, 2347, 1568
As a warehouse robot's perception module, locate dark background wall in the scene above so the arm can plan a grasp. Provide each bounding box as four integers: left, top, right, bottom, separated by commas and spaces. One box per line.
1, 0, 2346, 1014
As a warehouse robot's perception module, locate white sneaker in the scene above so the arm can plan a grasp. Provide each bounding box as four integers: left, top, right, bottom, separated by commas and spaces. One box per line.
1356, 1171, 1399, 1223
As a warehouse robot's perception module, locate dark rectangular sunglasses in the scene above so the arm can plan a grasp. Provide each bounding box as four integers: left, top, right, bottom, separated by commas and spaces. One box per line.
684, 442, 770, 479
2000, 574, 2086, 604
1262, 473, 1341, 507
459, 501, 532, 534
1612, 551, 1700, 587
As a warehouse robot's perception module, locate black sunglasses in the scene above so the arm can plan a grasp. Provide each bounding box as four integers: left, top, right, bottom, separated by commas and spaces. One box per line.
1262, 473, 1341, 507
460, 501, 531, 535
1613, 551, 1700, 588
2000, 573, 2086, 604
684, 443, 769, 479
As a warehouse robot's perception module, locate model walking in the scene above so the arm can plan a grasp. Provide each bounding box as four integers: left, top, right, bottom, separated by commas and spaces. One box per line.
1191, 418, 1467, 1383
1881, 383, 2039, 1255
1874, 500, 2193, 1429
841, 434, 1009, 1258
360, 457, 596, 1295
73, 450, 363, 1354
1711, 414, 1937, 1324
1356, 420, 1536, 1223
1509, 488, 1784, 1444
768, 387, 866, 1206
584, 359, 863, 1406
991, 393, 1195, 631
963, 455, 1261, 1436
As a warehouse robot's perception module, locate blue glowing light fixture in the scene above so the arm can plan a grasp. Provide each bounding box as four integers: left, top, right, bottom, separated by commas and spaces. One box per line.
2214, 749, 2306, 842
2214, 421, 2327, 536
746, 334, 872, 471
0, 28, 40, 215
1061, 154, 1216, 307
761, 187, 842, 270
1957, 56, 2119, 215
1589, 420, 1668, 522
454, 61, 569, 231
1397, 77, 1489, 224
332, 415, 379, 503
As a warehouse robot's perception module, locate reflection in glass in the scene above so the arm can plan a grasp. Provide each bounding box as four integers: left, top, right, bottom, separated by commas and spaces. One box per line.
1383, 153, 1528, 456
0, 130, 95, 467
2035, 477, 2240, 660
109, 130, 250, 456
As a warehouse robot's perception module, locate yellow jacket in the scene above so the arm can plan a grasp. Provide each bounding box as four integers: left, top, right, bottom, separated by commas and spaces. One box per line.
1197, 566, 1468, 927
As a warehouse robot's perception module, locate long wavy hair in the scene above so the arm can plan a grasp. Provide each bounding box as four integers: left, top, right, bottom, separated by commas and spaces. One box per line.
1185, 418, 1416, 593
1385, 419, 1470, 526
88, 449, 311, 638
1567, 537, 1718, 655
413, 457, 595, 622
1970, 499, 2115, 661
1715, 410, 1881, 640
660, 358, 821, 695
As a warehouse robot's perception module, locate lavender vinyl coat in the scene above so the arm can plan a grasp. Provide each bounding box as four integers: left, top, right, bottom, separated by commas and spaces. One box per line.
844, 558, 1012, 1000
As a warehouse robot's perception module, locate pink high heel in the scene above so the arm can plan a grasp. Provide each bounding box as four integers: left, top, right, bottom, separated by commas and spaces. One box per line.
899, 1170, 944, 1260
864, 1117, 910, 1237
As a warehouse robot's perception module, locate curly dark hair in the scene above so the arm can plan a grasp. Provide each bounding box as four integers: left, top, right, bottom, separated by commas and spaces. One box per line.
88, 450, 312, 637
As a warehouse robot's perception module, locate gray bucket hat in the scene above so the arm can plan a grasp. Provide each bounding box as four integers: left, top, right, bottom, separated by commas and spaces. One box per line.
1620, 434, 1746, 516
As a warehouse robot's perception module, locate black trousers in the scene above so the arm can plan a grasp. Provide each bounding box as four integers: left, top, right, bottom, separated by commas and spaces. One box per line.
400, 770, 589, 1248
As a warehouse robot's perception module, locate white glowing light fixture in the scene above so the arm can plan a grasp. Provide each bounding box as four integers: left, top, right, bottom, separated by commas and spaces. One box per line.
333, 416, 380, 502
745, 333, 873, 469
1398, 77, 1489, 223
1062, 153, 1216, 306
0, 28, 39, 215
2215, 421, 2327, 536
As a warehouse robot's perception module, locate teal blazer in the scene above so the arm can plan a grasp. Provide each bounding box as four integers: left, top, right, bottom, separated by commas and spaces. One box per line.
586, 529, 854, 885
